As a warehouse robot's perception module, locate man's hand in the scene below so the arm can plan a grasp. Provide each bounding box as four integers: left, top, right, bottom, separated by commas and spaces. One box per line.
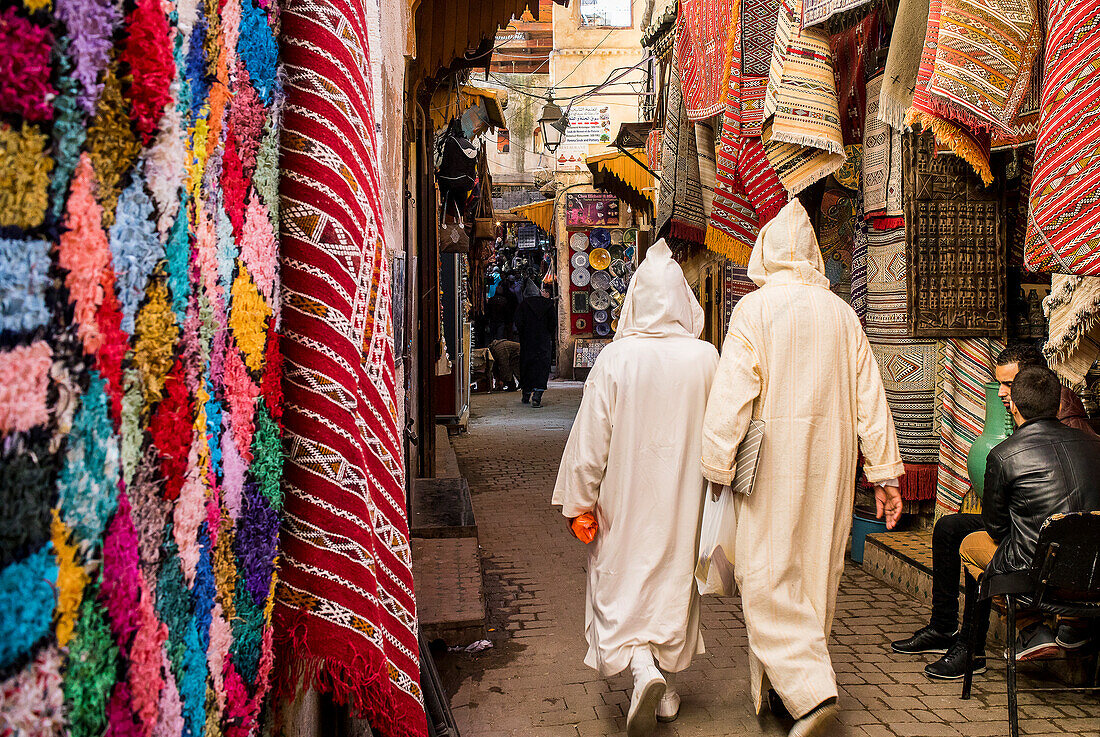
875, 485, 903, 530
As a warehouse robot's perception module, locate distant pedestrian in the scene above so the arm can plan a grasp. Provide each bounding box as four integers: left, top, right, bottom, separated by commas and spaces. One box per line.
488, 339, 521, 392
701, 201, 903, 737
514, 279, 554, 407
553, 241, 719, 736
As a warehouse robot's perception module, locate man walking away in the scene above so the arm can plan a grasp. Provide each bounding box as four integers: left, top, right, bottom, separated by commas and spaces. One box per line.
892, 345, 1099, 678
701, 200, 904, 737
515, 279, 554, 407
553, 240, 719, 737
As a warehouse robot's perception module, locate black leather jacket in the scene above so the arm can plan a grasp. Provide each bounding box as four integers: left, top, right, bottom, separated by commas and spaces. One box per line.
983, 418, 1100, 578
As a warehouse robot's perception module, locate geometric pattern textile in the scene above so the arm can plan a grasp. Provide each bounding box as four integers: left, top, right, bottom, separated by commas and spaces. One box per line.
863, 73, 905, 228
0, 0, 284, 735
1024, 0, 1100, 275
762, 0, 846, 194
274, 0, 426, 732
802, 0, 874, 28
871, 339, 940, 469
676, 0, 738, 120
865, 226, 909, 340
928, 0, 1041, 135
658, 58, 708, 248
935, 337, 1005, 518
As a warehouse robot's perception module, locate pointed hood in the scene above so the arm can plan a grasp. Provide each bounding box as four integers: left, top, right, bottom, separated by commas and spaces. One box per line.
614, 239, 705, 341
746, 199, 831, 289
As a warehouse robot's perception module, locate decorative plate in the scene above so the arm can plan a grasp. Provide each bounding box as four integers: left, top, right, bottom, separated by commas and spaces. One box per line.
590, 270, 611, 290
589, 248, 612, 270
610, 259, 628, 278
593, 309, 609, 324
589, 228, 611, 249
573, 316, 589, 331
594, 322, 612, 337
571, 251, 589, 269
570, 232, 589, 251
624, 229, 637, 244
589, 289, 611, 311
610, 276, 628, 293
610, 229, 624, 245
571, 266, 591, 287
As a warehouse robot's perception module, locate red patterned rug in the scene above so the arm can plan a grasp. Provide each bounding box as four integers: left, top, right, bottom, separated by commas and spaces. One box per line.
274, 0, 426, 732
676, 0, 738, 120
1025, 1, 1100, 275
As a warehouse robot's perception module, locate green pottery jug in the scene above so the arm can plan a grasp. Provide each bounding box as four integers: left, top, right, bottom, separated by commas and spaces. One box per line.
966, 382, 1014, 500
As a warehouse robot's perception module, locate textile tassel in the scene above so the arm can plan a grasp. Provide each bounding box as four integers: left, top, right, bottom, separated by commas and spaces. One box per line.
900, 463, 938, 501
705, 228, 754, 265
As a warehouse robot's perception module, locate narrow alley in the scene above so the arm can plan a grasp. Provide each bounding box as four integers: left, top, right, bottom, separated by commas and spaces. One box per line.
436, 385, 1100, 737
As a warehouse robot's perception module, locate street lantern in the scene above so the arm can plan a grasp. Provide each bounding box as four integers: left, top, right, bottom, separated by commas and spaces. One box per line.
539, 97, 568, 153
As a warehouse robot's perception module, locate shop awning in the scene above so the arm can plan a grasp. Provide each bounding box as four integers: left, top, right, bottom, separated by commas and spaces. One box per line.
510, 200, 554, 233
587, 148, 655, 215
409, 0, 532, 83
429, 85, 508, 131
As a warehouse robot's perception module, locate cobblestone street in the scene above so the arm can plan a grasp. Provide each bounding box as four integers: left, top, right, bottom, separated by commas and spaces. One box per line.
435, 383, 1100, 737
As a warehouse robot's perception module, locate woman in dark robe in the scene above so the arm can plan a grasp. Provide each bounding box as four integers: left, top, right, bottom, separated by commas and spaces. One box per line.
514, 279, 555, 407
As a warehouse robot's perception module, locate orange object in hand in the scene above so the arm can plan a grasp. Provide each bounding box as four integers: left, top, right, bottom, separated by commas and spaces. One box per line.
571, 513, 598, 544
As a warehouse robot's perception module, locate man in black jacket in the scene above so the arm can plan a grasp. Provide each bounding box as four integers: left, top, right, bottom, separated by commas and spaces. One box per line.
893, 366, 1100, 679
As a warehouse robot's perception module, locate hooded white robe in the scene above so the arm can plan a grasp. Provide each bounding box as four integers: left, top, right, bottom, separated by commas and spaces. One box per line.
552, 240, 719, 677
700, 200, 904, 717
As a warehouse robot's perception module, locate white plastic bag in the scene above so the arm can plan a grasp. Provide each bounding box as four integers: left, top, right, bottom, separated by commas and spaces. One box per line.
694, 484, 738, 596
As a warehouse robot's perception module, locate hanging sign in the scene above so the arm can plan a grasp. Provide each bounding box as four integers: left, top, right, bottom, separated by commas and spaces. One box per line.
555, 105, 613, 171
565, 193, 620, 226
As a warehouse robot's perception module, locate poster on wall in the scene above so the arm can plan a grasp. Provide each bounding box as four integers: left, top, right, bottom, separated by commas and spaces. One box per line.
566, 193, 620, 226
556, 105, 613, 170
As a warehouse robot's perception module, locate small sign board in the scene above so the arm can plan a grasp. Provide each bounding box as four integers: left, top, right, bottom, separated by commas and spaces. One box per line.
574, 338, 612, 368
565, 193, 619, 226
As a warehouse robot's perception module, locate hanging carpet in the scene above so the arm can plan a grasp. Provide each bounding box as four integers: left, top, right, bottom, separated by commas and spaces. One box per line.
676, 0, 739, 120
851, 193, 870, 324
880, 0, 931, 130
1044, 275, 1100, 390
863, 72, 904, 228
802, 0, 874, 29
1025, 0, 1100, 275
275, 0, 426, 732
762, 0, 847, 194
865, 226, 909, 341
658, 59, 708, 248
818, 187, 855, 302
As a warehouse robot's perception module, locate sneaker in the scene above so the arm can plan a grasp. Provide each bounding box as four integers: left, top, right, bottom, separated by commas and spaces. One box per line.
626, 666, 665, 737
656, 688, 680, 723
1056, 623, 1090, 651
1008, 623, 1059, 661
891, 625, 958, 655
925, 640, 987, 680
788, 698, 838, 737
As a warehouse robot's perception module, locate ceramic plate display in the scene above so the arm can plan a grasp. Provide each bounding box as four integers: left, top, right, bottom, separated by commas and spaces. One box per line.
574, 316, 589, 331
611, 291, 625, 308
610, 276, 628, 293
624, 229, 637, 244
570, 291, 589, 313
589, 228, 611, 249
593, 309, 609, 324
589, 248, 611, 270
610, 259, 628, 277
571, 251, 589, 269
571, 266, 591, 287
594, 322, 612, 337
608, 245, 624, 261
570, 232, 589, 251
590, 289, 611, 311
590, 270, 611, 290
610, 229, 624, 245
624, 246, 636, 260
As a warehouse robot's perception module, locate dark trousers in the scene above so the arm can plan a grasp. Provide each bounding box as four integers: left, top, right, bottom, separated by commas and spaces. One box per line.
931, 513, 986, 635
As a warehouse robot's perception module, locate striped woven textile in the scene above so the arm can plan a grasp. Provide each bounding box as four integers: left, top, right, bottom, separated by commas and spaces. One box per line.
802, 0, 874, 28
863, 73, 904, 229
908, 0, 993, 185
1044, 275, 1100, 390
935, 338, 1005, 518
658, 60, 708, 247
864, 226, 908, 340
1025, 1, 1100, 275
928, 0, 1041, 134
851, 195, 869, 324
762, 0, 846, 194
676, 0, 739, 120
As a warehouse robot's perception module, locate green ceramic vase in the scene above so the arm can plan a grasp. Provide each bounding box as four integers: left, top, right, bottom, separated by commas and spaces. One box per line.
966, 382, 1014, 500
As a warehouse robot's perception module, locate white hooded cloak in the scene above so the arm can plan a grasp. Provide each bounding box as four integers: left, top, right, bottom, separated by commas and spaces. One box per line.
700, 200, 903, 717
552, 240, 719, 677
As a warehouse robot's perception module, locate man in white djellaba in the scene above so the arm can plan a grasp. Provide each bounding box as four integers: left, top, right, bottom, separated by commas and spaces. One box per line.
701, 200, 904, 737
552, 240, 719, 737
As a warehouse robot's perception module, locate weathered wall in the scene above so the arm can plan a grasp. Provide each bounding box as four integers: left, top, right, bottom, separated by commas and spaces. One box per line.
478, 72, 554, 185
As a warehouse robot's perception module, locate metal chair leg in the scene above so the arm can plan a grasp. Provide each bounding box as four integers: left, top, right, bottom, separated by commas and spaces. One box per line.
962, 576, 977, 700
1006, 597, 1019, 737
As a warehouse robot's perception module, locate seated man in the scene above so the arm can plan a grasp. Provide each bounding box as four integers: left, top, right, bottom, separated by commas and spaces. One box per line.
893, 364, 1100, 679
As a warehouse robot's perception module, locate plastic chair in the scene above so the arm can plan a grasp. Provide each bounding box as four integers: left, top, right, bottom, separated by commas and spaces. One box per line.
960, 512, 1100, 737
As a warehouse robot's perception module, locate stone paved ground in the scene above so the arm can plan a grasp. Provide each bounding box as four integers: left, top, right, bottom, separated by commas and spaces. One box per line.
434, 383, 1100, 737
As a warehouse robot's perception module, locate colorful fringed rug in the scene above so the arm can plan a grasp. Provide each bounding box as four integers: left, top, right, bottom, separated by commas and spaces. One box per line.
935, 338, 1005, 519
762, 0, 846, 194
863, 73, 904, 228
676, 0, 738, 120
658, 59, 708, 247
1044, 275, 1100, 390
275, 0, 426, 732
927, 0, 1041, 135
908, 0, 993, 185
802, 0, 874, 28
1025, 1, 1100, 275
